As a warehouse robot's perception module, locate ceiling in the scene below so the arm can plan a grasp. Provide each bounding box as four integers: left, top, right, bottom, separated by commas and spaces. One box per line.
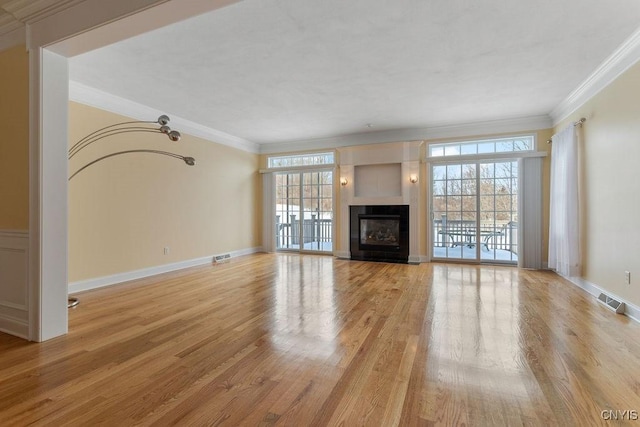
67, 0, 640, 148
0, 0, 84, 36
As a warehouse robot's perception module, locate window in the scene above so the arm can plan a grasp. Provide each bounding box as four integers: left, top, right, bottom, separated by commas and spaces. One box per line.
429, 136, 534, 158
268, 152, 334, 168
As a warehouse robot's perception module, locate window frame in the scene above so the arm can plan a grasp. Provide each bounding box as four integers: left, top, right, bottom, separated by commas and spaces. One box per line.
428, 135, 536, 159
267, 152, 335, 169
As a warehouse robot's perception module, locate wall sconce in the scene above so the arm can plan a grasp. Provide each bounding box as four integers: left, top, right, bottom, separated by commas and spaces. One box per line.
409, 174, 419, 184
340, 177, 348, 186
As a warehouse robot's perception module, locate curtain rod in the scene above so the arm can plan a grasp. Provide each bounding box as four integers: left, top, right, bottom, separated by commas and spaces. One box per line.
546, 118, 586, 144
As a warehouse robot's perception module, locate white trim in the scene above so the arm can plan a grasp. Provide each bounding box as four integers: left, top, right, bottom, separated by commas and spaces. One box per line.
68, 247, 263, 294
31, 48, 69, 341
551, 27, 640, 125
260, 115, 552, 154
41, 0, 243, 57
563, 275, 640, 323
69, 81, 260, 154
26, 0, 169, 51
28, 47, 41, 342
259, 164, 335, 174
261, 173, 276, 253
5, 0, 86, 24
334, 251, 351, 259
425, 150, 546, 164
408, 255, 421, 265
0, 26, 26, 51
424, 115, 552, 140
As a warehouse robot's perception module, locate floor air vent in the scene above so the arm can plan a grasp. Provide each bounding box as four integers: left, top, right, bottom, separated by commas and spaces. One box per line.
597, 293, 625, 314
213, 253, 231, 263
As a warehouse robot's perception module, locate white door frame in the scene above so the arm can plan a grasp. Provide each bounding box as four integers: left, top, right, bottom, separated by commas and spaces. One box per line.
26, 0, 245, 341
429, 159, 519, 265
274, 169, 335, 254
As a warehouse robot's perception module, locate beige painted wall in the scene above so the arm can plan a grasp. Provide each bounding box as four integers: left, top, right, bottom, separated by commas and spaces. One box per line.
555, 60, 640, 308
68, 102, 261, 282
0, 45, 30, 230
262, 131, 552, 260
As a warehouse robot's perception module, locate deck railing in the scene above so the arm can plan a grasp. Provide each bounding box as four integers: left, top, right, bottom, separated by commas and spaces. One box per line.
276, 215, 333, 249
275, 215, 516, 253
433, 218, 518, 253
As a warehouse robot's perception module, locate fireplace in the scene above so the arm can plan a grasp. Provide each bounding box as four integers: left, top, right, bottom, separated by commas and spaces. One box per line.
350, 205, 409, 263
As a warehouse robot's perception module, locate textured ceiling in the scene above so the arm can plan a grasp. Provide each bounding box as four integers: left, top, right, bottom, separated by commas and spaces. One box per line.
0, 0, 84, 36
68, 0, 640, 145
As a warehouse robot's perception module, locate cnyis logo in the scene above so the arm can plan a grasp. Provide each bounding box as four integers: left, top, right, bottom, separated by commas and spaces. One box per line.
601, 410, 639, 421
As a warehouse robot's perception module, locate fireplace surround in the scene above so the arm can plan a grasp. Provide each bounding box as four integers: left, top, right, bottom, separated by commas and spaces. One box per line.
350, 205, 409, 263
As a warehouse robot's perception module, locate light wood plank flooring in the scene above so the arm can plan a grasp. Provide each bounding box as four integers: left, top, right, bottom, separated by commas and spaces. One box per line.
1, 253, 640, 426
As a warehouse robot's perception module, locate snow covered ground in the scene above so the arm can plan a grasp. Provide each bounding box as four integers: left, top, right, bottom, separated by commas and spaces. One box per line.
278, 242, 517, 263
433, 245, 517, 262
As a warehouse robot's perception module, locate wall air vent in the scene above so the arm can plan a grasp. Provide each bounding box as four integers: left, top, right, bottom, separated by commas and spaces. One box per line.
213, 253, 231, 263
597, 293, 625, 314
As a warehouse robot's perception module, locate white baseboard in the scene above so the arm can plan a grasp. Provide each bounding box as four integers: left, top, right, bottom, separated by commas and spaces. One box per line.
334, 251, 351, 259
564, 275, 640, 323
69, 247, 263, 294
408, 255, 422, 265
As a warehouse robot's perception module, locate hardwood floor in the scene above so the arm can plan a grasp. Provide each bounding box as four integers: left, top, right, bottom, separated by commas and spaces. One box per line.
1, 253, 640, 426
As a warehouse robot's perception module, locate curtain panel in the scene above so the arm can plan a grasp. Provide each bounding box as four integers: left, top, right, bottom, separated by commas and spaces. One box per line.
548, 125, 580, 277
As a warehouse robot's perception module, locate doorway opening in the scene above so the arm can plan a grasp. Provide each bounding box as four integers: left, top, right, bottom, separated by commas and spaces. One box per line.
275, 170, 334, 253
431, 160, 518, 264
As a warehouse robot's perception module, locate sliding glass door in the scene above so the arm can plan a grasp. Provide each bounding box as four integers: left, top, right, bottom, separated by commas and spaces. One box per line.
275, 170, 333, 253
431, 160, 518, 263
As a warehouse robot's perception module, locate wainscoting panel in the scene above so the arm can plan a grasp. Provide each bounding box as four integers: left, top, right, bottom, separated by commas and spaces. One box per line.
0, 230, 29, 339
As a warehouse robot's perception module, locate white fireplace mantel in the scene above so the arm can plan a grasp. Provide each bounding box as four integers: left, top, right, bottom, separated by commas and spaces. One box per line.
337, 141, 424, 263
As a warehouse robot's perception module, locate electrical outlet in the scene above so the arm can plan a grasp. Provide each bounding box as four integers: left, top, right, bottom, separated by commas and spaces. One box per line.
164, 247, 170, 255
625, 271, 631, 285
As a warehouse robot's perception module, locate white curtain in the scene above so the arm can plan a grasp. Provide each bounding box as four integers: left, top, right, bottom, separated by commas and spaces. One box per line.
548, 125, 580, 277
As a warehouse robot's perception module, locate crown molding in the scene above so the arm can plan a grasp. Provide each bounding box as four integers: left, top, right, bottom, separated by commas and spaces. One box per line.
1, 0, 87, 51
69, 80, 260, 154
2, 0, 86, 23
70, 80, 550, 156
32, 0, 241, 55
551, 26, 640, 125
0, 12, 20, 30
423, 115, 552, 140
259, 115, 552, 154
